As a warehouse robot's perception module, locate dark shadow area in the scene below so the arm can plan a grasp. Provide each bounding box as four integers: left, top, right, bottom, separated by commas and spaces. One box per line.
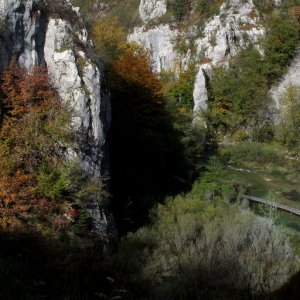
109, 73, 191, 234
0, 231, 112, 300
264, 270, 300, 300
0, 229, 296, 300
282, 190, 300, 202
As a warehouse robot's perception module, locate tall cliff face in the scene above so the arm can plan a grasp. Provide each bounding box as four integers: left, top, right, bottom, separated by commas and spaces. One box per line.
129, 0, 265, 112
128, 24, 178, 73
128, 0, 178, 73
0, 0, 46, 70
0, 0, 112, 235
44, 18, 110, 176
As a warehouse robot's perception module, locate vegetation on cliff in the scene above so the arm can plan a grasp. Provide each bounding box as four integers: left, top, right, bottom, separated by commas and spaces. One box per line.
1, 1, 300, 299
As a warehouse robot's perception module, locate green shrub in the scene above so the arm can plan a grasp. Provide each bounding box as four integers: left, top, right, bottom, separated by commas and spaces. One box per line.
263, 16, 299, 81
115, 192, 298, 299
209, 48, 270, 133
38, 0, 79, 25
190, 157, 238, 201
165, 65, 196, 111
167, 0, 190, 21
220, 142, 284, 166
276, 85, 300, 149
37, 165, 71, 200
73, 0, 141, 31
252, 124, 275, 142
110, 0, 141, 29
195, 0, 223, 18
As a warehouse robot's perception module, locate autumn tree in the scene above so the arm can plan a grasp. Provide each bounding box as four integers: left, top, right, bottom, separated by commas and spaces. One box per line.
0, 62, 74, 231
91, 17, 127, 64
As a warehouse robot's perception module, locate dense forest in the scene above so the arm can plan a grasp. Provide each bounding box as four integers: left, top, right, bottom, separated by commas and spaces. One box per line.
1, 0, 300, 299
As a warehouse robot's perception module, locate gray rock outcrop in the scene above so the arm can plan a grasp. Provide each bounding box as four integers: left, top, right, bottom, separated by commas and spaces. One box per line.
128, 24, 179, 73
130, 0, 264, 112
0, 0, 47, 68
139, 0, 167, 22
193, 0, 264, 110
44, 18, 110, 176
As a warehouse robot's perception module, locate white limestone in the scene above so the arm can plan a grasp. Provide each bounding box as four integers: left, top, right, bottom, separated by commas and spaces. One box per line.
44, 18, 110, 175
139, 0, 167, 22
128, 24, 179, 73
132, 0, 264, 112
193, 0, 264, 110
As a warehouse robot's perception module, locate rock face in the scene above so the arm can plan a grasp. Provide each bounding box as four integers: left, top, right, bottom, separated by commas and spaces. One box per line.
44, 18, 110, 176
270, 47, 300, 109
139, 0, 167, 22
193, 0, 264, 110
0, 0, 112, 235
128, 24, 178, 72
130, 0, 264, 112
0, 0, 46, 70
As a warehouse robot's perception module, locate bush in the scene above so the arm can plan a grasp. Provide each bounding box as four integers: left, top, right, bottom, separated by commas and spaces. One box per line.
276, 85, 300, 149
220, 142, 284, 166
37, 165, 71, 200
190, 158, 238, 201
195, 0, 223, 18
263, 16, 299, 81
167, 0, 191, 21
209, 48, 270, 134
37, 0, 79, 25
91, 17, 127, 64
73, 0, 141, 31
115, 191, 299, 299
165, 64, 196, 112
252, 124, 275, 142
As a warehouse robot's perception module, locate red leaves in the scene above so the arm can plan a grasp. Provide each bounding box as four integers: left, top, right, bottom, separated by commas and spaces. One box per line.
0, 63, 67, 232
113, 46, 163, 98
0, 170, 35, 205
1, 63, 57, 122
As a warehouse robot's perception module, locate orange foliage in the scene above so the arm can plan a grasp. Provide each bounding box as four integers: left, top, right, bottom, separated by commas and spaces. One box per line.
0, 171, 35, 205
0, 63, 67, 170
289, 6, 300, 28
289, 6, 300, 16
113, 46, 162, 98
1, 61, 58, 122
91, 17, 127, 63
0, 62, 67, 231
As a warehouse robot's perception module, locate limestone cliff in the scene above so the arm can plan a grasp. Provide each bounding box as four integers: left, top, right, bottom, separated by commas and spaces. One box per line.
129, 0, 265, 112
139, 0, 166, 22
0, 0, 112, 235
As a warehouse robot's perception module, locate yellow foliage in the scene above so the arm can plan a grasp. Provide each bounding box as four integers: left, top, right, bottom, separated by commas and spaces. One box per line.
91, 17, 127, 63
178, 107, 187, 114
